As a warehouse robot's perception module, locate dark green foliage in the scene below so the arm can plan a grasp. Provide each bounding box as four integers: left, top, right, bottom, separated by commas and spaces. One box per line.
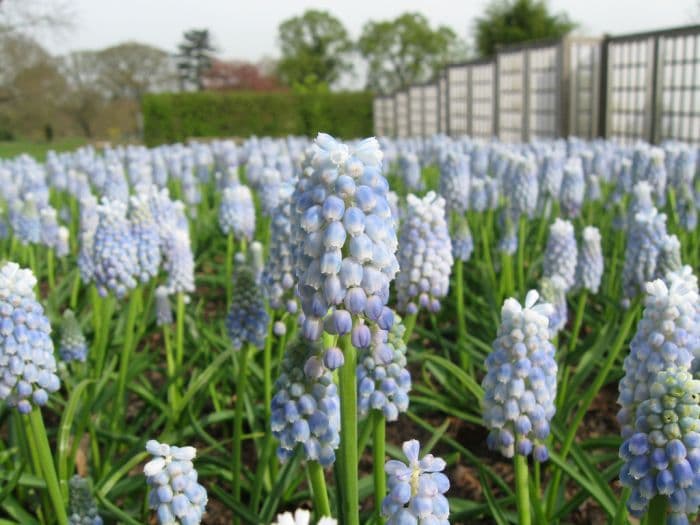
475, 0, 576, 57
276, 9, 354, 88
177, 29, 216, 91
358, 12, 466, 94
141, 91, 374, 145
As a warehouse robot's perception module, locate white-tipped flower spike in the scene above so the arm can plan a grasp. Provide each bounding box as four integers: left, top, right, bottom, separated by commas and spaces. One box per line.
507, 156, 538, 219
271, 509, 337, 525
543, 218, 577, 291
539, 152, 564, 201
162, 226, 195, 296
576, 226, 604, 294
381, 439, 450, 524
451, 214, 474, 262
538, 276, 568, 335
271, 339, 340, 467
155, 286, 173, 326
438, 151, 470, 214
617, 277, 699, 440
9, 194, 41, 245
469, 177, 489, 213
628, 181, 655, 228
144, 440, 207, 525
398, 152, 423, 191
646, 147, 667, 206
559, 158, 585, 219
219, 184, 256, 241
77, 195, 99, 284
68, 476, 103, 525
396, 191, 453, 314
619, 368, 700, 524
657, 234, 683, 278
56, 226, 70, 258
357, 312, 411, 421
292, 133, 399, 342
622, 208, 668, 305
482, 291, 557, 461
263, 183, 298, 313
59, 310, 88, 363
498, 211, 518, 255
129, 191, 162, 284
92, 197, 139, 298
0, 262, 60, 413
226, 256, 269, 350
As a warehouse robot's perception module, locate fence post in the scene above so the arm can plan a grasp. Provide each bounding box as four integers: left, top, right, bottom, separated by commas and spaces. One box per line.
650, 35, 663, 144
598, 35, 610, 139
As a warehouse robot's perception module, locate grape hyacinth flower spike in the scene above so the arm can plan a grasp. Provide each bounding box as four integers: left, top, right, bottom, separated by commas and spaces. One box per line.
271, 338, 340, 466
576, 226, 604, 294
144, 440, 208, 525
482, 290, 557, 461
0, 262, 60, 413
543, 218, 577, 291
292, 132, 398, 525
396, 191, 453, 315
68, 476, 103, 525
59, 309, 88, 363
381, 439, 450, 524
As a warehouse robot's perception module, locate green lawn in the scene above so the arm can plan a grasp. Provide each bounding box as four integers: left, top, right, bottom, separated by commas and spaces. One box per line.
0, 137, 88, 161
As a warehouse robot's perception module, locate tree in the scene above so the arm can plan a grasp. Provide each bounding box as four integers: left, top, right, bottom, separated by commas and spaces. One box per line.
0, 0, 74, 41
475, 0, 576, 57
358, 13, 464, 94
96, 42, 177, 100
203, 59, 281, 91
176, 29, 215, 91
276, 9, 353, 88
59, 51, 105, 137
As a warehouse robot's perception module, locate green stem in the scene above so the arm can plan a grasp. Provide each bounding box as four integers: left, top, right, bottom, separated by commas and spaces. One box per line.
567, 291, 588, 356
175, 292, 185, 388
402, 313, 417, 344
163, 323, 179, 422
545, 307, 637, 517
517, 216, 526, 297
514, 454, 531, 525
28, 410, 69, 525
338, 333, 359, 525
646, 495, 667, 525
47, 249, 55, 290
307, 460, 331, 520
232, 344, 252, 509
226, 233, 234, 306
69, 271, 81, 310
114, 287, 142, 426
455, 259, 470, 372
373, 411, 386, 523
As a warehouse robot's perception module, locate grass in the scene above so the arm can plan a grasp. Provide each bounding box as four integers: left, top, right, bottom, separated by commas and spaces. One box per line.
0, 137, 88, 160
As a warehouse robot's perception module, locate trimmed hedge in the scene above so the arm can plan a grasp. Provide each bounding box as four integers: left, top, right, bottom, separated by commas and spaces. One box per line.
142, 91, 374, 145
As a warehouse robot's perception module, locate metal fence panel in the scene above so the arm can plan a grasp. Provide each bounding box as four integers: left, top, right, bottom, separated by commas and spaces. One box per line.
527, 45, 560, 140
567, 39, 601, 138
373, 98, 385, 136
395, 91, 409, 138
438, 74, 448, 134
605, 37, 656, 143
409, 85, 424, 136
423, 84, 439, 136
373, 96, 395, 137
497, 50, 526, 142
470, 62, 496, 138
447, 64, 469, 135
658, 31, 700, 144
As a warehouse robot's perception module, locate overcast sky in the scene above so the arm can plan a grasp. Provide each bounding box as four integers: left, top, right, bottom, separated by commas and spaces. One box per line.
49, 0, 700, 60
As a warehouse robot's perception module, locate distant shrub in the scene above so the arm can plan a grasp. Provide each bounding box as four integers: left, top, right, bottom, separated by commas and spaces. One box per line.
142, 91, 373, 145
